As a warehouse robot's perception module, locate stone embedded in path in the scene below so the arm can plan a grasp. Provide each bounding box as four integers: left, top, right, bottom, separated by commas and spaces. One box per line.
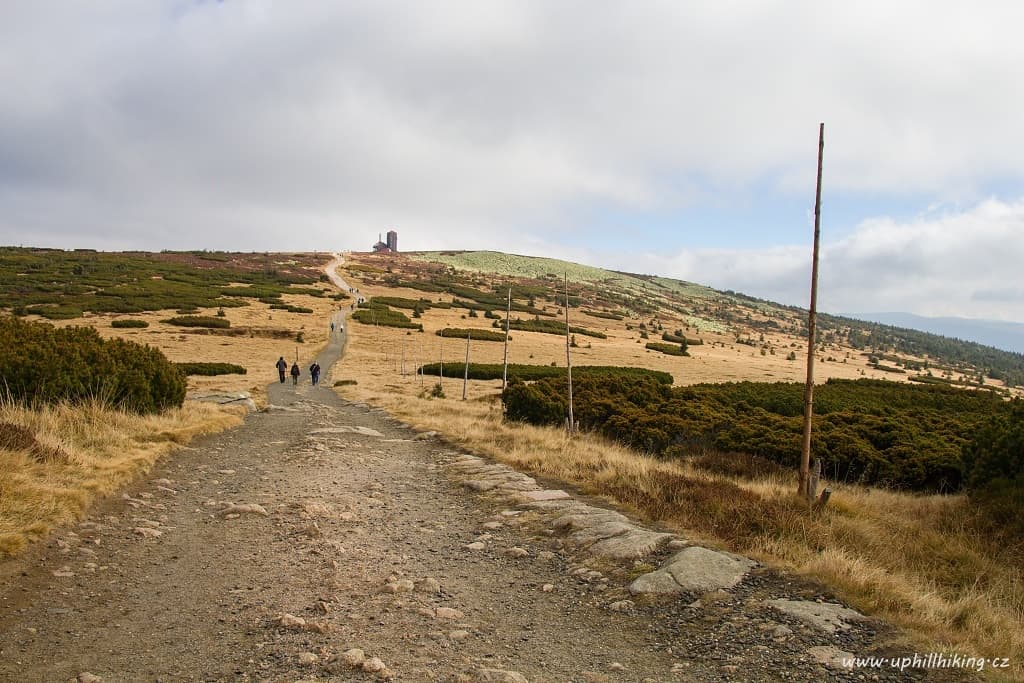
516, 489, 571, 503
587, 529, 672, 560
341, 648, 365, 667
629, 547, 755, 595
77, 673, 102, 683
766, 599, 865, 634
310, 426, 384, 438
478, 669, 529, 683
807, 645, 855, 669
187, 391, 257, 412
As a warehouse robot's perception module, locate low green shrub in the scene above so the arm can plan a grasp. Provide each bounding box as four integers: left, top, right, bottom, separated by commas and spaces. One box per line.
646, 341, 689, 356
0, 316, 185, 414
269, 304, 314, 314
111, 319, 149, 329
420, 362, 673, 384
175, 362, 246, 376
163, 316, 231, 329
436, 328, 506, 342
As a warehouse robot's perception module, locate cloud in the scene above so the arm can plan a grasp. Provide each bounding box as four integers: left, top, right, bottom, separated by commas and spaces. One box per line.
1, 0, 1023, 322
627, 198, 1024, 322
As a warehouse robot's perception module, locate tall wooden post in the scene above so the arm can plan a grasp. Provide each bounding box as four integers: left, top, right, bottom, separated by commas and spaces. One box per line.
463, 332, 471, 400
502, 287, 512, 390
564, 274, 575, 434
799, 123, 825, 500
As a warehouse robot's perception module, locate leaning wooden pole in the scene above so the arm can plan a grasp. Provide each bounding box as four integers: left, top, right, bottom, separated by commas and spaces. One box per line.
502, 287, 512, 391
564, 273, 575, 434
799, 122, 825, 500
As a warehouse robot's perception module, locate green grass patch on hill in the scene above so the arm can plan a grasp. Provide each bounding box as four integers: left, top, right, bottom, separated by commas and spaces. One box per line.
436, 328, 506, 342
419, 362, 672, 384
351, 304, 422, 330
163, 316, 231, 329
111, 319, 149, 329
505, 318, 606, 339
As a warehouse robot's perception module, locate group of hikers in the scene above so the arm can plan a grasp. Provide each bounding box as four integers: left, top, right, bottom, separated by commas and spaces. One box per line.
276, 356, 321, 386
275, 318, 340, 386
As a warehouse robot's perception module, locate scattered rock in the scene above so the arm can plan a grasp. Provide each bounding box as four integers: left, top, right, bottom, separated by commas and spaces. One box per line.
413, 431, 439, 440
449, 629, 471, 641
609, 600, 634, 612
608, 662, 626, 671
310, 426, 385, 437
52, 566, 75, 577
132, 527, 162, 539
516, 489, 571, 502
297, 652, 319, 666
362, 656, 387, 673
217, 502, 269, 517
481, 521, 503, 530
478, 669, 529, 683
766, 599, 865, 634
77, 673, 102, 683
541, 584, 555, 593
385, 579, 415, 593
276, 613, 306, 629
807, 645, 855, 669
341, 648, 365, 667
629, 547, 755, 595
435, 607, 464, 620
464, 542, 486, 551
417, 577, 442, 594
505, 547, 529, 558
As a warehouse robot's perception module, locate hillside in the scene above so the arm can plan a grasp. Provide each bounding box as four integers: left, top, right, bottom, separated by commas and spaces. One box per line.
394, 249, 1021, 395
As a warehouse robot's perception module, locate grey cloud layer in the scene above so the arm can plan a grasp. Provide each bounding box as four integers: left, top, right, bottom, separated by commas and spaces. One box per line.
1, 1, 1022, 319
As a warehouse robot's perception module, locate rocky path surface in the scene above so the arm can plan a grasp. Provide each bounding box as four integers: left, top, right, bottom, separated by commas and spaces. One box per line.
0, 260, 969, 682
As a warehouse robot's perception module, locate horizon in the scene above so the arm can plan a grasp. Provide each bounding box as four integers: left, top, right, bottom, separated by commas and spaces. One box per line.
2, 3, 1023, 323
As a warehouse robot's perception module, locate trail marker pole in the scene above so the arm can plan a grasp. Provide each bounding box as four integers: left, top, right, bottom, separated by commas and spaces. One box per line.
463, 332, 471, 400
502, 287, 511, 391
564, 273, 574, 434
799, 123, 825, 501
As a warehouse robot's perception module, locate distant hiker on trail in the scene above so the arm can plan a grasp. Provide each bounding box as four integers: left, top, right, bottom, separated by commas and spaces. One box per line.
309, 361, 321, 386
330, 321, 335, 333
290, 362, 300, 386
276, 356, 287, 383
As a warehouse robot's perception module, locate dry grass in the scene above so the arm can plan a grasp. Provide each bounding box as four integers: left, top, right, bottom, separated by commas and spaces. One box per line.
335, 313, 1024, 680
0, 398, 243, 557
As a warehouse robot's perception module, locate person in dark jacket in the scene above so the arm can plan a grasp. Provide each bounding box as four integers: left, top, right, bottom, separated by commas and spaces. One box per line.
275, 356, 288, 383
290, 362, 300, 385
309, 361, 321, 386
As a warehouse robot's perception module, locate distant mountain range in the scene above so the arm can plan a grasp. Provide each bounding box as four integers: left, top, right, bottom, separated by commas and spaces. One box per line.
849, 313, 1024, 355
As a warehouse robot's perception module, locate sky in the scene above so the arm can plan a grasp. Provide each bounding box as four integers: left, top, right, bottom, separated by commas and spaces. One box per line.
2, 1, 1023, 322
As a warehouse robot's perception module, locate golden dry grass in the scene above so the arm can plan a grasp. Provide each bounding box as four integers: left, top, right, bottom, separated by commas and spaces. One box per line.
0, 399, 243, 557
335, 300, 1024, 680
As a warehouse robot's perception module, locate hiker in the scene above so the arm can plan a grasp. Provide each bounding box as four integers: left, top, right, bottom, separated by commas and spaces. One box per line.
275, 356, 287, 383
290, 361, 300, 385
330, 321, 335, 333
309, 361, 321, 386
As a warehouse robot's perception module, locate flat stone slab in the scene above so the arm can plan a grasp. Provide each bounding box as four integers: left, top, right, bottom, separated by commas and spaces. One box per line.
552, 510, 631, 529
567, 521, 634, 546
629, 546, 755, 595
767, 599, 865, 634
515, 489, 571, 503
587, 529, 673, 560
309, 426, 384, 437
807, 645, 855, 670
188, 392, 257, 412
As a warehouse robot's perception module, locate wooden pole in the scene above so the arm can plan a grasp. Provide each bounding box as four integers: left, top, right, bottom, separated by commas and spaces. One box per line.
502, 287, 512, 390
565, 273, 574, 434
463, 332, 471, 400
799, 123, 825, 500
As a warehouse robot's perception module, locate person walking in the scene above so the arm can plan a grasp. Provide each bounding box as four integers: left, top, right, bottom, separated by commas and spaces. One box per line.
275, 356, 288, 383
290, 361, 300, 386
309, 361, 321, 386
330, 321, 335, 333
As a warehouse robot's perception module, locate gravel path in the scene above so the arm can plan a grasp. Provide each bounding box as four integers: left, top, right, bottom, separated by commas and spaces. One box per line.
0, 262, 974, 683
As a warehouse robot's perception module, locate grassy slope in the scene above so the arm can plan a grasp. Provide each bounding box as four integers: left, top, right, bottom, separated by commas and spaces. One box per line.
338, 251, 1023, 680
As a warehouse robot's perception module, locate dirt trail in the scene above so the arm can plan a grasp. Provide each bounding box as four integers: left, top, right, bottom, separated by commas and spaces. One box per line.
0, 259, 968, 683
